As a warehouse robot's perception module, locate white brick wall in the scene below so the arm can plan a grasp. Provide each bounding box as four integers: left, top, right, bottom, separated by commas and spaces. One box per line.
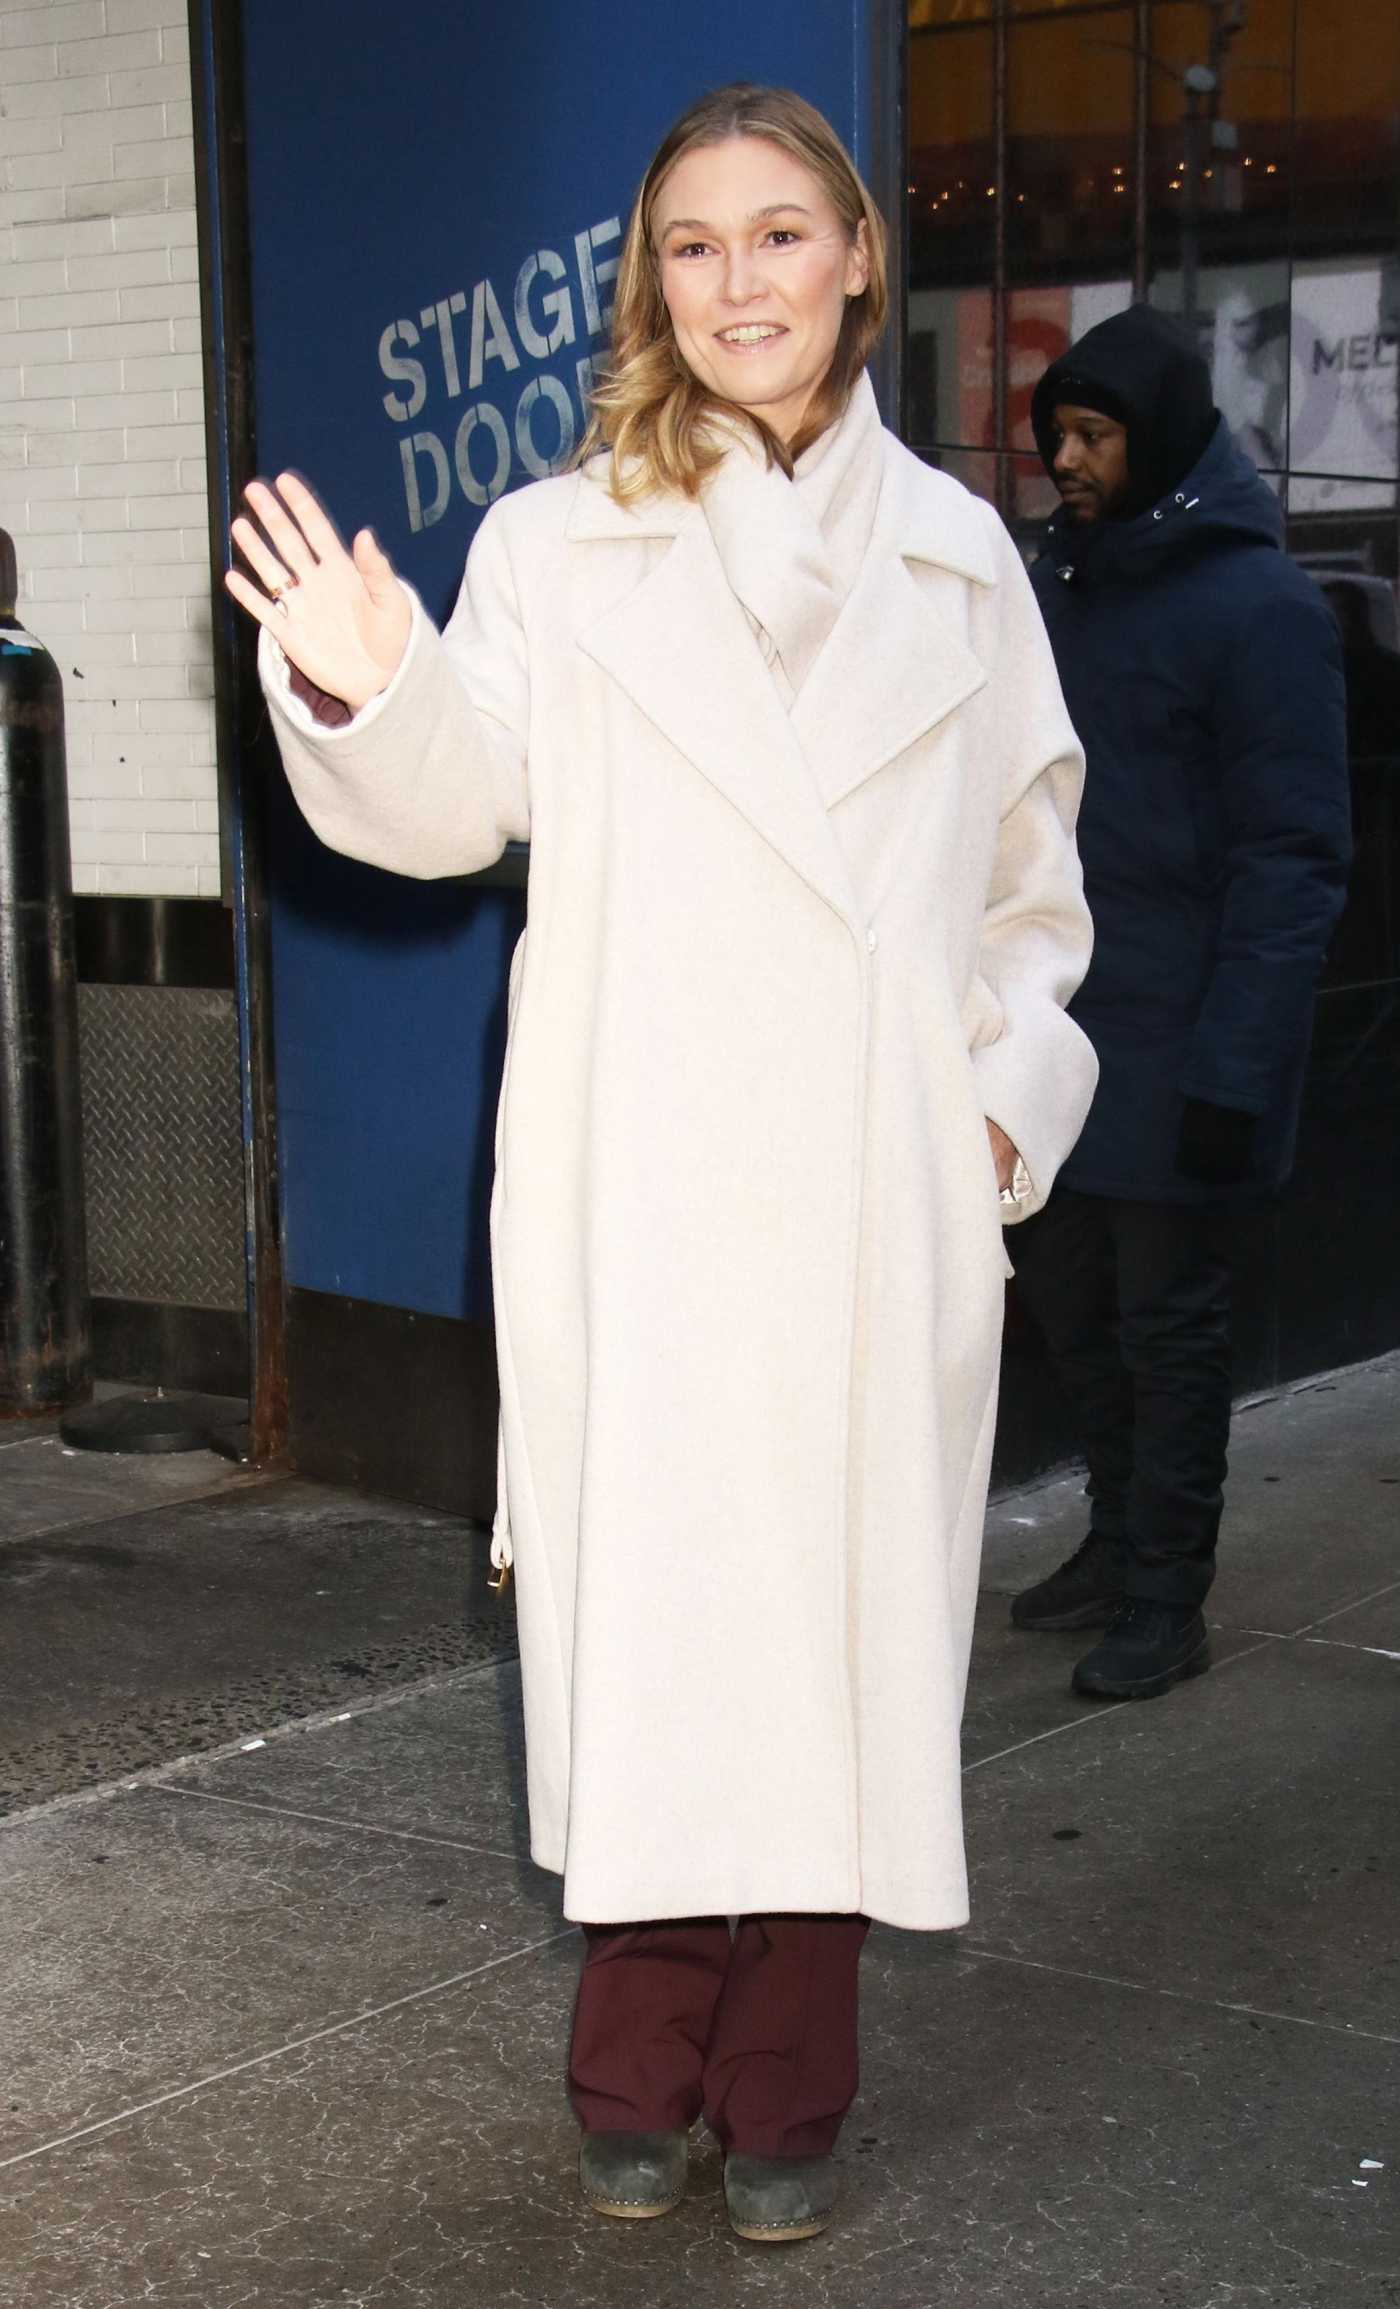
0, 0, 220, 897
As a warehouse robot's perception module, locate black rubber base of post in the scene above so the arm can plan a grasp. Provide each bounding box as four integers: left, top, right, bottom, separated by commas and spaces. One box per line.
59, 1392, 250, 1459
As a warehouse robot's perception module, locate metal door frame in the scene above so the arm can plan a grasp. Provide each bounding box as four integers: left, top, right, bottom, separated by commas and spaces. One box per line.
189, 0, 285, 1461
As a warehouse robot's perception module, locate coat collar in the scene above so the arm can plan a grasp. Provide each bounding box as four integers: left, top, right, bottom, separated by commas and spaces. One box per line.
570, 432, 996, 924
886, 435, 1000, 590
566, 456, 689, 540
791, 438, 992, 809
567, 432, 1000, 584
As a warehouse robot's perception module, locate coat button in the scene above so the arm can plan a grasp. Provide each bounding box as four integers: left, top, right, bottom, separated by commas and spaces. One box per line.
866, 928, 879, 953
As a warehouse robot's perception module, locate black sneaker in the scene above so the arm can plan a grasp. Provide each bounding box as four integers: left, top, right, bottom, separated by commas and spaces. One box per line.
1011, 1533, 1124, 1632
1072, 1600, 1210, 1701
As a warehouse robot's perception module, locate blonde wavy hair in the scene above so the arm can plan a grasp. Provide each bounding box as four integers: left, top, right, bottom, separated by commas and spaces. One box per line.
580, 84, 888, 502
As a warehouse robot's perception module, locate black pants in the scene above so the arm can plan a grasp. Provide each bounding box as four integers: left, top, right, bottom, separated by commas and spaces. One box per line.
1011, 1187, 1233, 1608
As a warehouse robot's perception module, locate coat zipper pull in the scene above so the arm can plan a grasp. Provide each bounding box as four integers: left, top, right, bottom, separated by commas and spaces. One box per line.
488, 1520, 514, 1595
489, 1422, 513, 1593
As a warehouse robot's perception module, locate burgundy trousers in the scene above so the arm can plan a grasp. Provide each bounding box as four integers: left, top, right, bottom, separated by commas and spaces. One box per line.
568, 1914, 870, 2158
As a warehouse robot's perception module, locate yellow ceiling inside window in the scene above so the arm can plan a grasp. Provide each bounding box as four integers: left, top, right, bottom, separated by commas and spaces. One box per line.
909, 0, 1097, 20
909, 0, 1399, 126
909, 0, 990, 19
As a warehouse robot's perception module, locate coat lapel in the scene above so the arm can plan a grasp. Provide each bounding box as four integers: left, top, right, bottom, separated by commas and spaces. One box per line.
568, 435, 1001, 910
791, 439, 995, 812
573, 488, 858, 926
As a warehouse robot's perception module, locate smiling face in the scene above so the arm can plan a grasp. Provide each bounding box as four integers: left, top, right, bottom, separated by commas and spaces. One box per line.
1050, 402, 1132, 523
653, 135, 869, 447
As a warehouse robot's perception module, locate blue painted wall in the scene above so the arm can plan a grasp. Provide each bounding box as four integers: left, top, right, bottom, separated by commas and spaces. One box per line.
241, 3, 878, 1320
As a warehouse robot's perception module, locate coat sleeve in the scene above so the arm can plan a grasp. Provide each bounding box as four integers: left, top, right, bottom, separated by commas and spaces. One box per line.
258, 499, 531, 879
970, 521, 1099, 1221
1179, 584, 1351, 1114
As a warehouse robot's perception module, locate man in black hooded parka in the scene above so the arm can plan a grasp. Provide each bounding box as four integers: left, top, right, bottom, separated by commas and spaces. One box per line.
1012, 305, 1351, 1701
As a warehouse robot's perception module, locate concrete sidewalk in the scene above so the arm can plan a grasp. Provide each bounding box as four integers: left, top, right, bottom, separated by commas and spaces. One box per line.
1, 1356, 1397, 2307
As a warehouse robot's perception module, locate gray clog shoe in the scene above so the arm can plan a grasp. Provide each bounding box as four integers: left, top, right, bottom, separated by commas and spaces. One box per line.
578, 2129, 688, 2219
723, 2151, 837, 2242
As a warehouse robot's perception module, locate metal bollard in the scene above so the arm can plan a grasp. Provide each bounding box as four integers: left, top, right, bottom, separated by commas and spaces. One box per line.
0, 528, 91, 1415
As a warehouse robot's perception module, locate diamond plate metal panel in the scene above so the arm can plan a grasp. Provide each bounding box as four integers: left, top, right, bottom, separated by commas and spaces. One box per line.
78, 985, 245, 1311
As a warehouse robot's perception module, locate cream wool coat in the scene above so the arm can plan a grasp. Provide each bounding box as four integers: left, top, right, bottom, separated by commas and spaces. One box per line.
262, 391, 1098, 1933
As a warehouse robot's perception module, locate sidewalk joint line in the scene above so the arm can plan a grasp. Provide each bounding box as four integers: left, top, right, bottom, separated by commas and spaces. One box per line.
959, 1943, 1400, 2050
0, 1465, 281, 1551
963, 1632, 1280, 1776
967, 1572, 1400, 1789
0, 1927, 577, 2173
1302, 1637, 1400, 1663
157, 1783, 523, 1864
0, 1650, 518, 1835
964, 1709, 1125, 1775
1291, 1576, 1400, 1638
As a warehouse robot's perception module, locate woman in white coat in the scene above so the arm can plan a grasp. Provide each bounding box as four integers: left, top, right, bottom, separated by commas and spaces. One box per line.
228, 84, 1097, 2246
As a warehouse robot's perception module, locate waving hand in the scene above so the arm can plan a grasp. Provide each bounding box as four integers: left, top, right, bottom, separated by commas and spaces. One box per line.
225, 473, 413, 716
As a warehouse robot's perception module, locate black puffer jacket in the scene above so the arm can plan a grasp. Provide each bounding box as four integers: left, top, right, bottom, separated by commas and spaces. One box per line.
1030, 309, 1352, 1200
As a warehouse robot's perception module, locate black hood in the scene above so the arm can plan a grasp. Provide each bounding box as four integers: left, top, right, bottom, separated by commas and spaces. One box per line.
1038, 413, 1285, 588
1031, 305, 1220, 519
